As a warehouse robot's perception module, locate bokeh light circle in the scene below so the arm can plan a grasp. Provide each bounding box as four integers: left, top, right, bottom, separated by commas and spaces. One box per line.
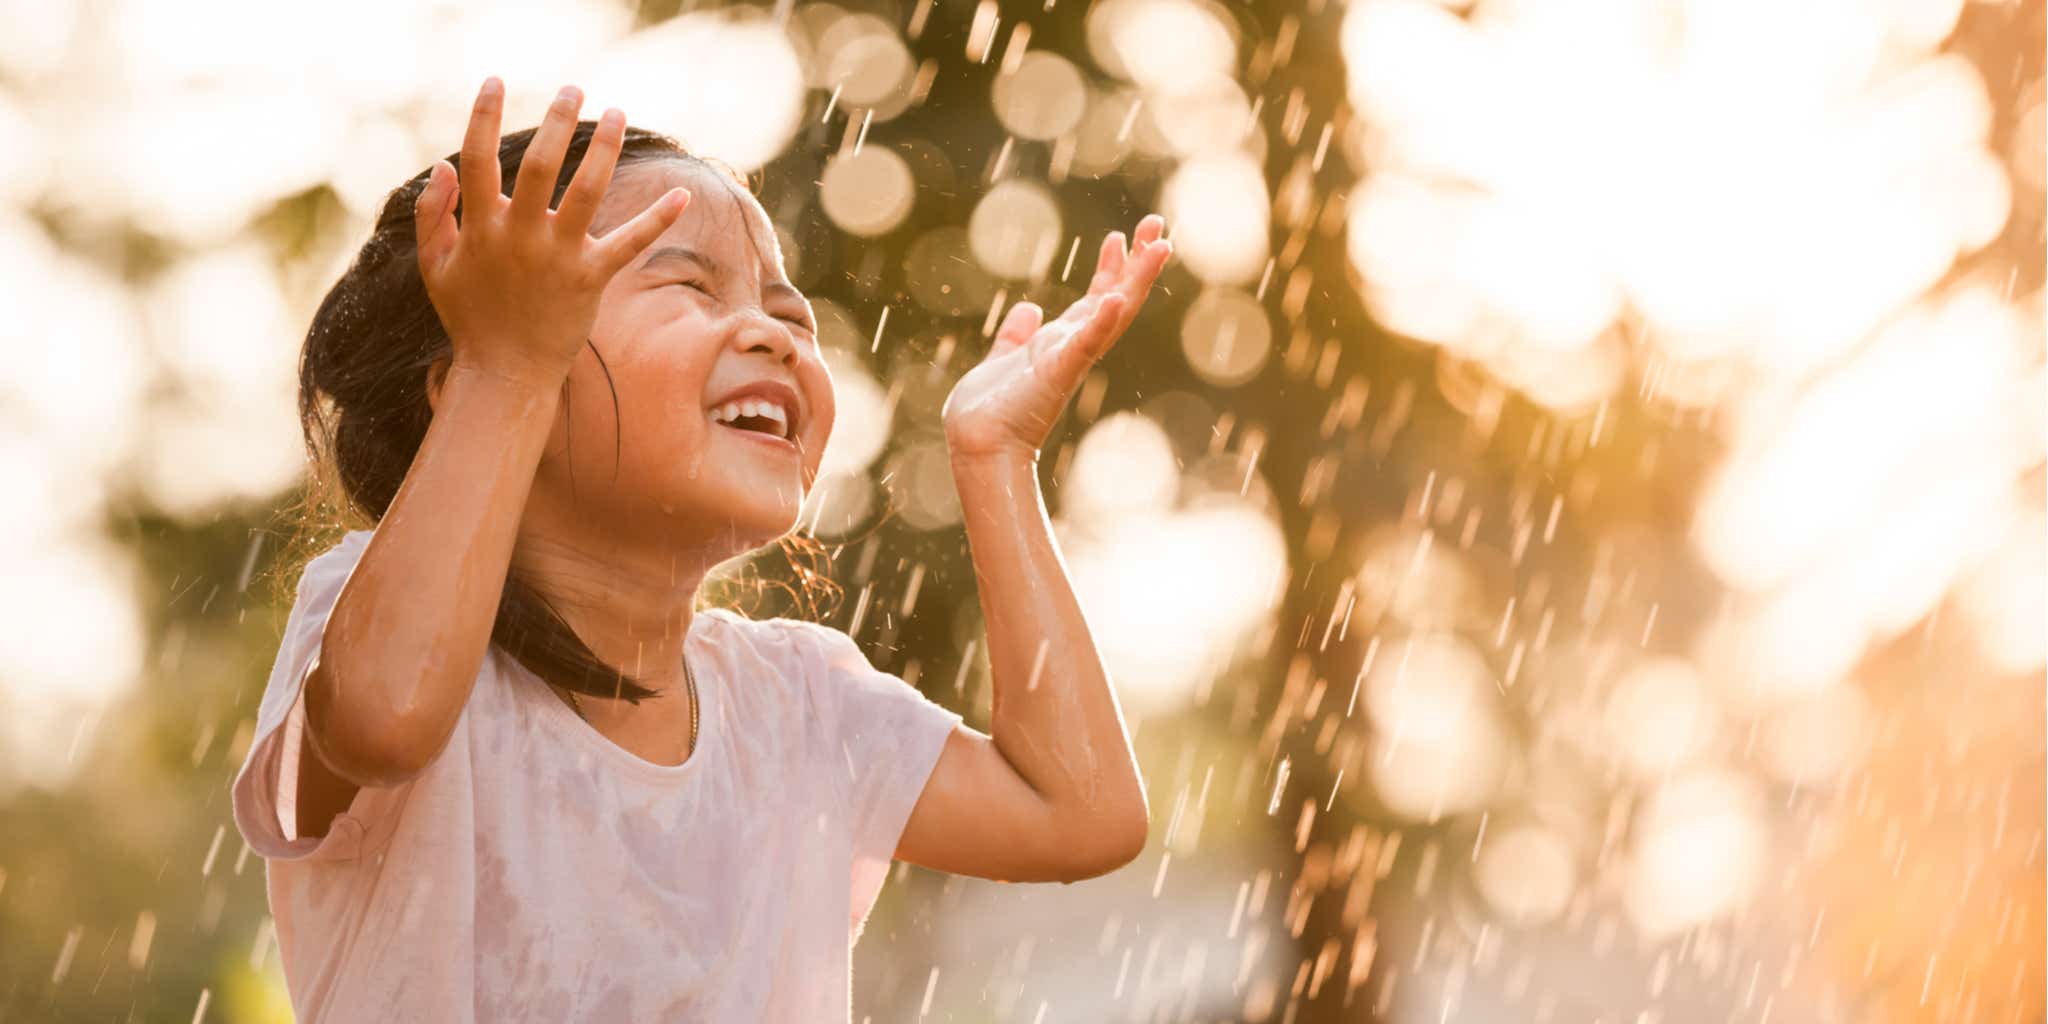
1624, 770, 1767, 938
905, 227, 1000, 317
1473, 823, 1578, 925
1180, 287, 1272, 386
819, 146, 916, 237
1087, 0, 1239, 95
883, 437, 964, 530
819, 13, 915, 112
1161, 153, 1269, 285
1063, 412, 1180, 525
1363, 632, 1509, 822
1070, 87, 1141, 177
1149, 76, 1253, 157
968, 179, 1063, 280
816, 346, 892, 476
1602, 657, 1721, 782
993, 51, 1088, 141
798, 469, 875, 539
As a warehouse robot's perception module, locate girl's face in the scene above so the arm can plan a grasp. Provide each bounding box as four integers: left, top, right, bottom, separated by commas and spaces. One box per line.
529, 158, 833, 558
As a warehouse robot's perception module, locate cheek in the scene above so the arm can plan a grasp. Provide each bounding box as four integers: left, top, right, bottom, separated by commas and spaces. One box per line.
806, 378, 838, 462
562, 344, 712, 461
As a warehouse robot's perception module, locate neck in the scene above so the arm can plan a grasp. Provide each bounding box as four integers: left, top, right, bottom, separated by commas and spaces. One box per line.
509, 528, 717, 698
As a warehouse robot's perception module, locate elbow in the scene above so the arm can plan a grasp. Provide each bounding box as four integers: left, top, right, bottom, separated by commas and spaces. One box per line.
303, 663, 436, 787
321, 729, 433, 789
1062, 810, 1150, 882
1105, 816, 1150, 870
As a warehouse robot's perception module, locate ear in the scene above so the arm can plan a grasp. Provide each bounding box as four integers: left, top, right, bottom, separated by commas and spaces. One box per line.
426, 354, 452, 416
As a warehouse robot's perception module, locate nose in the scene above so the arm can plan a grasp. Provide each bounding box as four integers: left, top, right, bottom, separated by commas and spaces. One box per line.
731, 308, 799, 367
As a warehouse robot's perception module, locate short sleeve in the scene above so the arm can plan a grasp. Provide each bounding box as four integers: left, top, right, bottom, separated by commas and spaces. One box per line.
785, 620, 964, 935
230, 529, 415, 863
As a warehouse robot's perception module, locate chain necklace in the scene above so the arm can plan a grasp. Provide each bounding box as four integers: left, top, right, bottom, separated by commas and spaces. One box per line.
561, 652, 699, 760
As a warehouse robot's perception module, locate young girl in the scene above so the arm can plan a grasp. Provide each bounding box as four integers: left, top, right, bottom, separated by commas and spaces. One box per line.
230, 77, 1170, 1020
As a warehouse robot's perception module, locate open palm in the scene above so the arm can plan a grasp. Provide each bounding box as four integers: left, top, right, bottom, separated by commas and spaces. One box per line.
942, 215, 1174, 460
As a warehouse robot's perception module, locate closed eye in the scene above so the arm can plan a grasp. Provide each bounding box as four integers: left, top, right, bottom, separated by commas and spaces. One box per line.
672, 279, 814, 334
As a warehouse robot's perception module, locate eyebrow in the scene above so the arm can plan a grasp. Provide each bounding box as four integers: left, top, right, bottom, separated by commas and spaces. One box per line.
640, 246, 806, 306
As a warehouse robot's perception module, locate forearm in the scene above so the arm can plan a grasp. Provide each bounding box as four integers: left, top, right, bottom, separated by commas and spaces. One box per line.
310, 361, 561, 783
951, 448, 1149, 838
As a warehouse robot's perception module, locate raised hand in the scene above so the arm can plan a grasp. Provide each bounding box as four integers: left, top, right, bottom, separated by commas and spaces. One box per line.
941, 214, 1173, 460
412, 78, 692, 387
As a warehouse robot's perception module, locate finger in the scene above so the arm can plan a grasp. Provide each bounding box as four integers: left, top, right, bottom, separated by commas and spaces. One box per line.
592, 187, 692, 274
1110, 237, 1172, 325
413, 161, 460, 277
458, 77, 507, 227
556, 107, 624, 238
510, 85, 584, 223
1105, 234, 1171, 325
991, 300, 1043, 356
1088, 230, 1128, 295
1078, 292, 1127, 359
1131, 214, 1165, 250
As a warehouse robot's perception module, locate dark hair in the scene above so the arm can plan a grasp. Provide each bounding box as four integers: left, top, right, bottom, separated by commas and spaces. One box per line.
285, 117, 839, 705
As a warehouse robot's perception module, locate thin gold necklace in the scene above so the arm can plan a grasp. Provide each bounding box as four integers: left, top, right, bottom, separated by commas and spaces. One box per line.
562, 652, 699, 759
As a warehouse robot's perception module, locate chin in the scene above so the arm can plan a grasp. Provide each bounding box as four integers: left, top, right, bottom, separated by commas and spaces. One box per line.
734, 499, 806, 545
677, 487, 806, 552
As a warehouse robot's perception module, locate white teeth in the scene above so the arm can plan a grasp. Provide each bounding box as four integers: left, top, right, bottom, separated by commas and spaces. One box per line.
709, 397, 792, 439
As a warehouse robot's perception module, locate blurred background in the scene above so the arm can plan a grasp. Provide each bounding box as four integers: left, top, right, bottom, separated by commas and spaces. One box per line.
0, 0, 2041, 1020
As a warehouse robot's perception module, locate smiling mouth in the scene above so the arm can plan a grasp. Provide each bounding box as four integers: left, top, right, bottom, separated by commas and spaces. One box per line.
707, 396, 799, 440
711, 418, 800, 453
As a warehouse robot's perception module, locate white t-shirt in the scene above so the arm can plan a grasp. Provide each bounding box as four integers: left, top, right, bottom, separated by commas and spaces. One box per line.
230, 529, 964, 1022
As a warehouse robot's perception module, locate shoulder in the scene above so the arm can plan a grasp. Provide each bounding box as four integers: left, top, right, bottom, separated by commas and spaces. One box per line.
270, 530, 373, 633
696, 607, 835, 660
693, 610, 860, 703
691, 609, 843, 737
294, 529, 374, 595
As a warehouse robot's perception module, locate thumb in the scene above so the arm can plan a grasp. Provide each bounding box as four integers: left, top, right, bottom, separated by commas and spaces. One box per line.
413, 161, 459, 279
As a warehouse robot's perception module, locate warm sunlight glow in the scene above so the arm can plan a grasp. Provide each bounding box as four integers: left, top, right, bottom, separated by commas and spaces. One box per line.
1623, 770, 1767, 939
1062, 412, 1180, 524
136, 244, 307, 516
1362, 633, 1509, 822
1087, 0, 1238, 97
1473, 822, 1577, 925
589, 9, 807, 173
1161, 154, 1268, 286
816, 345, 893, 476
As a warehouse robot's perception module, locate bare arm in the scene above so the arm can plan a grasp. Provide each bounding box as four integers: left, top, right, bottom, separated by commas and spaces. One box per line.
292, 79, 689, 827
894, 218, 1171, 880
301, 366, 560, 793
891, 450, 1150, 880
